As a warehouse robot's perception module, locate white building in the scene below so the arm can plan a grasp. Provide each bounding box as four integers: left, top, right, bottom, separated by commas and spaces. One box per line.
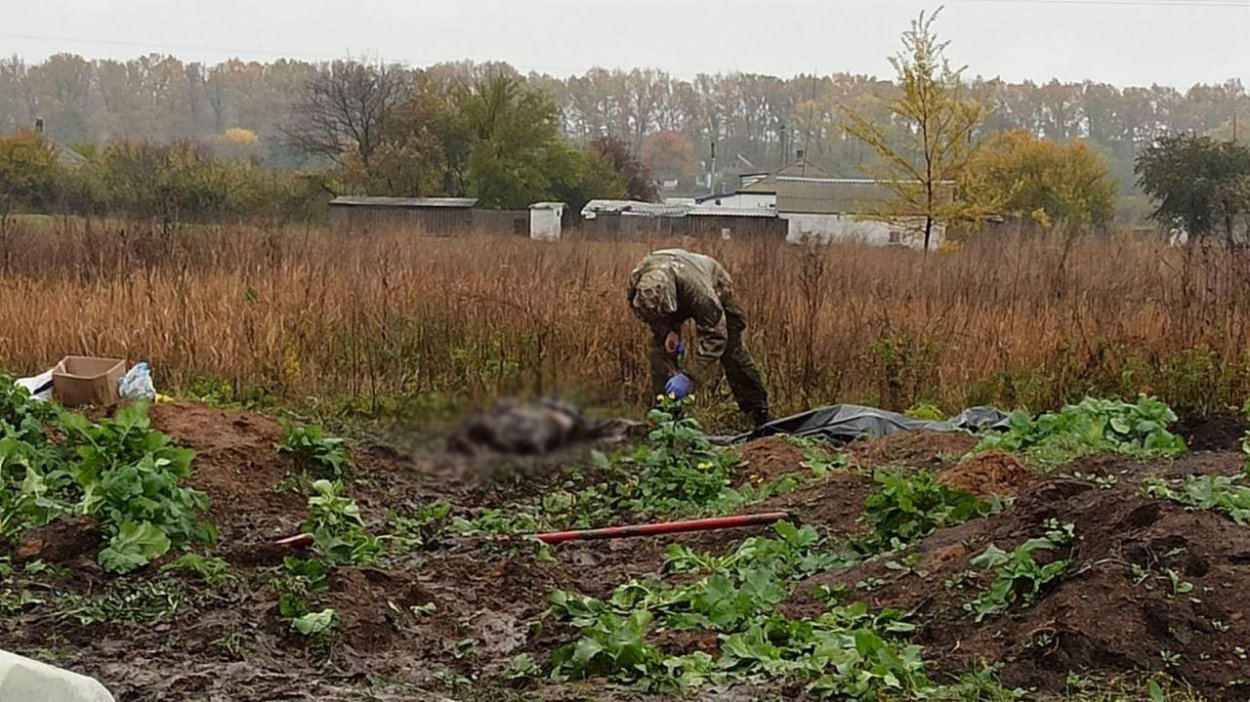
775, 177, 953, 251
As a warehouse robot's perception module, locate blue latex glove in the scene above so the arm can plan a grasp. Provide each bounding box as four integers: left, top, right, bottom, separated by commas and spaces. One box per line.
675, 341, 686, 359
664, 373, 693, 400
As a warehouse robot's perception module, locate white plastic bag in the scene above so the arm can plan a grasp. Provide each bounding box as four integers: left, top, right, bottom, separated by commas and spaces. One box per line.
15, 369, 54, 402
118, 362, 156, 401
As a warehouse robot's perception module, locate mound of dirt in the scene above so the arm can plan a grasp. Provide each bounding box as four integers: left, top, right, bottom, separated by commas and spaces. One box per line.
938, 450, 1034, 499
785, 473, 1250, 701
14, 515, 101, 564
1173, 411, 1248, 452
758, 473, 877, 541
148, 402, 305, 543
736, 436, 809, 482
847, 430, 978, 470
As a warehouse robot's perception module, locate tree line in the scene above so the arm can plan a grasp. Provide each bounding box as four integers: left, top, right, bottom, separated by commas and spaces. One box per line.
0, 70, 657, 227
3, 10, 1245, 241
3, 51, 1248, 196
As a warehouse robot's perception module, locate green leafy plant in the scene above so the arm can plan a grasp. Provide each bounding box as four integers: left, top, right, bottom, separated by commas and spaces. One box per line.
0, 381, 215, 574
965, 522, 1074, 622
546, 518, 953, 698
304, 480, 381, 565
387, 500, 452, 551
905, 402, 947, 421
1146, 474, 1250, 525
975, 395, 1186, 464
160, 553, 236, 586
550, 609, 662, 684
857, 470, 996, 553
274, 556, 331, 635
98, 521, 172, 574
291, 607, 340, 645
277, 421, 351, 480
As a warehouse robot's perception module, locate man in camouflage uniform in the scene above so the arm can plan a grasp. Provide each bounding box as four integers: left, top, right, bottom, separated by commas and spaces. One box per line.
627, 248, 772, 427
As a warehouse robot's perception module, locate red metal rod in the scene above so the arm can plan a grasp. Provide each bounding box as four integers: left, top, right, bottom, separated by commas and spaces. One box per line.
532, 511, 793, 545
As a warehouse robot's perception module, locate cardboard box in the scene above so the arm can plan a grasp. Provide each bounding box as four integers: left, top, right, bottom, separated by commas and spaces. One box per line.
52, 357, 126, 408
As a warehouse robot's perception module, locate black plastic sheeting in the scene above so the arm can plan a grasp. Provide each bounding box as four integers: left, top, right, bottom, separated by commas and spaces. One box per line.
711, 404, 1012, 445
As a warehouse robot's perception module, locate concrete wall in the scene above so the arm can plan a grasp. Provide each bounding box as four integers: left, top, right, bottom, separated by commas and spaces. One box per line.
783, 213, 946, 251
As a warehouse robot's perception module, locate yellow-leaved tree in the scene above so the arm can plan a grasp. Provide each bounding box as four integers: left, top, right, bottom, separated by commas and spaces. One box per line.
842, 7, 986, 251
963, 129, 1117, 234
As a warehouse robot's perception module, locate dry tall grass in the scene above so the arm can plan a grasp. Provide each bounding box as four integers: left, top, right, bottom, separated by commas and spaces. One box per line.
2, 221, 1249, 419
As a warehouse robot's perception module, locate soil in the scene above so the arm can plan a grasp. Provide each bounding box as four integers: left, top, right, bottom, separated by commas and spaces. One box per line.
784, 453, 1250, 702
1173, 411, 1248, 453
846, 429, 979, 470
15, 515, 101, 564
938, 450, 1034, 499
735, 435, 809, 482
4, 408, 1250, 701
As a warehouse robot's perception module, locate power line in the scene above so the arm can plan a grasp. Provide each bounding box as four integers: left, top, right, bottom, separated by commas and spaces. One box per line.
951, 0, 1250, 6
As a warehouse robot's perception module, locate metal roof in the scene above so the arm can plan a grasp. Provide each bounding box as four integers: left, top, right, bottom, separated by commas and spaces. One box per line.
329, 196, 479, 209
775, 177, 955, 186
581, 200, 690, 218
738, 158, 835, 194
581, 199, 778, 219
688, 205, 777, 218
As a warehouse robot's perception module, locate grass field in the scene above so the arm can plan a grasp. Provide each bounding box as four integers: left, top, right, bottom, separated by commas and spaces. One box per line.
2, 221, 1249, 423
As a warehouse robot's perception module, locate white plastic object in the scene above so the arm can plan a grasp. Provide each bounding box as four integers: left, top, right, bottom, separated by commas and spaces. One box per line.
118, 362, 156, 401
14, 369, 54, 402
0, 650, 115, 702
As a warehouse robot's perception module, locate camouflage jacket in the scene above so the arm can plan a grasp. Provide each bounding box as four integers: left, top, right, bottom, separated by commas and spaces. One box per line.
627, 249, 735, 387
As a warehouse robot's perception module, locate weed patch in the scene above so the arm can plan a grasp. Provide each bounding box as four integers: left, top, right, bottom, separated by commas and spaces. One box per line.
856, 470, 998, 554
1145, 474, 1250, 525
975, 396, 1187, 465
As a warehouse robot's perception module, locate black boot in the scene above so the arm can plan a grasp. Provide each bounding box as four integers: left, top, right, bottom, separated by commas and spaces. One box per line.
750, 408, 773, 429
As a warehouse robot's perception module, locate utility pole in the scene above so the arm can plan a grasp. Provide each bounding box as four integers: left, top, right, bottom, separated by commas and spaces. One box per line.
709, 141, 717, 196
779, 123, 788, 170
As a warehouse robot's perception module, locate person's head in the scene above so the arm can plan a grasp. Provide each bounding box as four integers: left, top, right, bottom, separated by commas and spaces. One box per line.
630, 268, 677, 321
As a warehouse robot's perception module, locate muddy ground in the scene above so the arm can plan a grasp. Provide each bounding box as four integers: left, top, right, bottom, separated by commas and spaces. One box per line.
3, 403, 1250, 701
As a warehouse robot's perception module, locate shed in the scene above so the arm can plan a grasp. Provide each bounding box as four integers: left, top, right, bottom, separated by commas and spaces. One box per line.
687, 205, 787, 241
328, 196, 479, 233
529, 202, 565, 242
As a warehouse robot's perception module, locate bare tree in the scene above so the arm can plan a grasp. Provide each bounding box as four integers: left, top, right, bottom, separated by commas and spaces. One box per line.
283, 59, 404, 168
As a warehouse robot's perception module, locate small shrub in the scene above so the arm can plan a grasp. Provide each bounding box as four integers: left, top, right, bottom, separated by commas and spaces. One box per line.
277, 421, 351, 480
857, 470, 997, 554
965, 522, 1074, 622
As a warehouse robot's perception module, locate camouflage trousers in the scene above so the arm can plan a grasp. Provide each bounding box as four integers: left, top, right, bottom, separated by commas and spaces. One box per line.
649, 293, 770, 420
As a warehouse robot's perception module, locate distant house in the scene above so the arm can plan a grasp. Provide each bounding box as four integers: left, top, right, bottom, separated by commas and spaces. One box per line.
32, 118, 86, 167
695, 154, 834, 210
775, 177, 955, 250
579, 199, 786, 242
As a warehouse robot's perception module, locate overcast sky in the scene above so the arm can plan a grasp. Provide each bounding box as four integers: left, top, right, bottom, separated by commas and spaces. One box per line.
2, 0, 1247, 88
